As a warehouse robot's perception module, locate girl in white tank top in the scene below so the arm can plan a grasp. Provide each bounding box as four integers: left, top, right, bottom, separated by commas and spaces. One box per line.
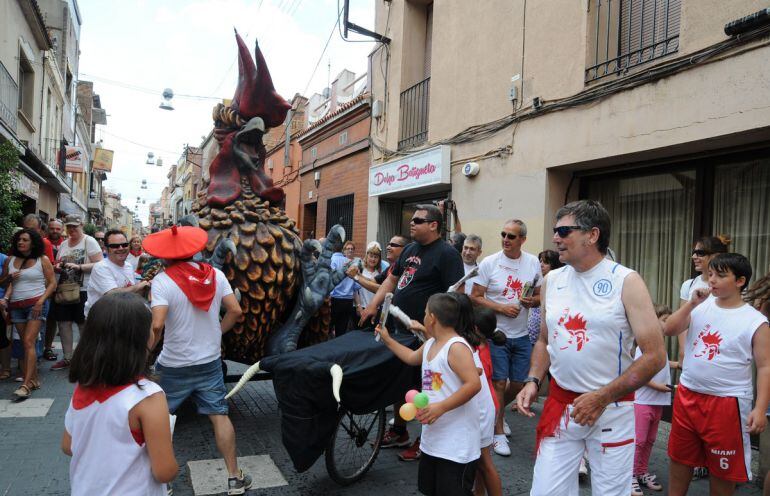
62, 292, 177, 495
377, 293, 482, 493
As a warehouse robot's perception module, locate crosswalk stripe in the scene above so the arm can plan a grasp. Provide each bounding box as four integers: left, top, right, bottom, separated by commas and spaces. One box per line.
186, 454, 288, 495
0, 398, 54, 418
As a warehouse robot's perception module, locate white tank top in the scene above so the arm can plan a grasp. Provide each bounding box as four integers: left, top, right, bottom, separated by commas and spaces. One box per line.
545, 259, 635, 393
420, 336, 481, 464
65, 379, 167, 496
473, 351, 495, 446
7, 257, 45, 301
680, 298, 768, 399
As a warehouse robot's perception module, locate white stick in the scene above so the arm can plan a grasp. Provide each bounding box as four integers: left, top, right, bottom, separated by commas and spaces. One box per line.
448, 266, 479, 293
390, 305, 426, 342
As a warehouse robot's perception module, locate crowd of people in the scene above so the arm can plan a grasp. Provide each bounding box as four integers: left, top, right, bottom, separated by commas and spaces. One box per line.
1, 198, 769, 496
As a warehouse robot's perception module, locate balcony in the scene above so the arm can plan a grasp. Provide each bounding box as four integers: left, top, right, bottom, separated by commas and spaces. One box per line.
398, 77, 430, 150
0, 62, 17, 133
88, 196, 103, 214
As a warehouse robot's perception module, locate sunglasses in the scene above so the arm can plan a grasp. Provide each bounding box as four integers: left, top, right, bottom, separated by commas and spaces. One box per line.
552, 225, 583, 238
107, 242, 129, 249
692, 249, 712, 257
387, 242, 404, 248
95, 237, 105, 241
500, 231, 519, 240
410, 217, 436, 225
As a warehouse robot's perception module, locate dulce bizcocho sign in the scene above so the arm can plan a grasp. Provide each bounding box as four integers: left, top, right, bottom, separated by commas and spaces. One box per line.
369, 145, 450, 196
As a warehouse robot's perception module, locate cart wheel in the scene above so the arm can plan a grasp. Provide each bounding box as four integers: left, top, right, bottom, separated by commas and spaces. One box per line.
325, 407, 385, 485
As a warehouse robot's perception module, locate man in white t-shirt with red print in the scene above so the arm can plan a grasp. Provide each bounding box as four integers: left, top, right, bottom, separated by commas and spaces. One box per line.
516, 200, 667, 496
144, 226, 252, 495
664, 253, 770, 496
471, 219, 542, 457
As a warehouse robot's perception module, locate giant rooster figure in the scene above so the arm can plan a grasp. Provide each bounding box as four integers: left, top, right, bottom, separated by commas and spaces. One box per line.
190, 31, 345, 363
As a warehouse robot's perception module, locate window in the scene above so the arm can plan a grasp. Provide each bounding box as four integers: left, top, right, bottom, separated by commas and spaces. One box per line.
339, 131, 348, 146
18, 50, 35, 124
326, 194, 354, 242
267, 158, 273, 170
586, 0, 681, 83
311, 146, 317, 159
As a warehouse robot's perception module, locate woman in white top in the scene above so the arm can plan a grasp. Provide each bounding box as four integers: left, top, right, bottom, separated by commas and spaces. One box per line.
353, 242, 389, 314
126, 235, 144, 273
0, 229, 56, 399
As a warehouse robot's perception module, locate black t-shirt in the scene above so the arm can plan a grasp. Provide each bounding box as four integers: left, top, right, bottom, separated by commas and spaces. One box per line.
389, 238, 464, 327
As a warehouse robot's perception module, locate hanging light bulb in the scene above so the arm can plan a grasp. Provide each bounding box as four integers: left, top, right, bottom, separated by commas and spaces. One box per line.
146, 152, 155, 165
156, 157, 163, 167
159, 88, 175, 111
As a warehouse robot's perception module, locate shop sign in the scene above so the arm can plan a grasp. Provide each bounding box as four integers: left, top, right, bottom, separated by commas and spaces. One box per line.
92, 148, 114, 172
13, 171, 39, 200
59, 145, 85, 173
369, 145, 450, 197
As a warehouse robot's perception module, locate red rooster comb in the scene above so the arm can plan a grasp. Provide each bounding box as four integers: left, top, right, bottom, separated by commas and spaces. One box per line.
231, 29, 291, 128
564, 314, 588, 331
701, 331, 723, 347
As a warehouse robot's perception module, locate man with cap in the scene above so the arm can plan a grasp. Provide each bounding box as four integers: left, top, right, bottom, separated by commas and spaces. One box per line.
144, 225, 251, 495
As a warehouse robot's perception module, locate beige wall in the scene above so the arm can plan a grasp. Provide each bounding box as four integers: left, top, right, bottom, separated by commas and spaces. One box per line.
370, 0, 770, 252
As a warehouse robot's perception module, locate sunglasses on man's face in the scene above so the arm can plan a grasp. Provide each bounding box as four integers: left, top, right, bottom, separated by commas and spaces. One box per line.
410, 217, 436, 225
387, 242, 404, 248
107, 242, 129, 249
552, 225, 583, 238
500, 231, 519, 241
692, 249, 712, 257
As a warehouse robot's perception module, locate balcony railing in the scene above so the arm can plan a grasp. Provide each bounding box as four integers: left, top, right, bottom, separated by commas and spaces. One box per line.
0, 61, 18, 132
398, 77, 430, 150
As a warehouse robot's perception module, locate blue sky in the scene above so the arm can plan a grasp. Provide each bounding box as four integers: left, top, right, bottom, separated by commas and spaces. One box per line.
77, 0, 375, 223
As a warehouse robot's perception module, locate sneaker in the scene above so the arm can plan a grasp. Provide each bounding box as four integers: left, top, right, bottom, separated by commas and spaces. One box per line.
578, 456, 588, 477
43, 348, 57, 361
227, 469, 252, 495
380, 428, 410, 448
503, 419, 511, 437
638, 473, 662, 491
51, 359, 70, 371
388, 417, 395, 426
398, 438, 421, 461
631, 476, 643, 496
493, 435, 510, 456
692, 466, 709, 480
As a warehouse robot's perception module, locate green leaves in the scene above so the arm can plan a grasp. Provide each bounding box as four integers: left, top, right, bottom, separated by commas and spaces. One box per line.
0, 141, 23, 252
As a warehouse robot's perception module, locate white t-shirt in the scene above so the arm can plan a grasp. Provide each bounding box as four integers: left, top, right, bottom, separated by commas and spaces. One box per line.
680, 276, 709, 302
679, 297, 768, 399
463, 262, 479, 295
476, 250, 542, 338
634, 347, 671, 406
85, 259, 136, 315
126, 253, 142, 272
56, 235, 102, 289
151, 264, 233, 367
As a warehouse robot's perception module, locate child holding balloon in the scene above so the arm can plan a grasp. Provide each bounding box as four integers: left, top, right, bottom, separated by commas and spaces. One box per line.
377, 292, 482, 496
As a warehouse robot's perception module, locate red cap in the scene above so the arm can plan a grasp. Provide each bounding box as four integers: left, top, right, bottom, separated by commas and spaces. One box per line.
142, 225, 208, 260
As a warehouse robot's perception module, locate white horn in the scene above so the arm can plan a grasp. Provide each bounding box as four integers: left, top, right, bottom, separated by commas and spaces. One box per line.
330, 364, 343, 403
225, 361, 260, 399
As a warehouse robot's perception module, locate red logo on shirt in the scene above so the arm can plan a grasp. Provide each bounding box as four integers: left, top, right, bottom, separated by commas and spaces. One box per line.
397, 256, 421, 290
559, 313, 589, 351
501, 276, 523, 300
693, 326, 723, 361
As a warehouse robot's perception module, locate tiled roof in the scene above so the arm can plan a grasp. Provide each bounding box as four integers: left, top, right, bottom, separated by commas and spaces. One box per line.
300, 93, 369, 137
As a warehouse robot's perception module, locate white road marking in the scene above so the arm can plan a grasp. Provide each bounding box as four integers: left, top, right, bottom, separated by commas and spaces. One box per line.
0, 399, 54, 417
187, 454, 288, 495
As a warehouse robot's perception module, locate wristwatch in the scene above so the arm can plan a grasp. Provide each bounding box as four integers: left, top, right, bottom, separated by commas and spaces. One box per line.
523, 376, 542, 391
353, 275, 360, 282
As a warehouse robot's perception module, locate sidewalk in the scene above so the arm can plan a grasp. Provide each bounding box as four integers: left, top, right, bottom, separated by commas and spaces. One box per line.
0, 353, 763, 495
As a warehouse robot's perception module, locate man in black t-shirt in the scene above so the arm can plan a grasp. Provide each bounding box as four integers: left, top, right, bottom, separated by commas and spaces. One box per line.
359, 204, 464, 460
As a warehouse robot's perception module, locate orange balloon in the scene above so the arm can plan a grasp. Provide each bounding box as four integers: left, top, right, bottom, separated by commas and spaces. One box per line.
399, 402, 417, 422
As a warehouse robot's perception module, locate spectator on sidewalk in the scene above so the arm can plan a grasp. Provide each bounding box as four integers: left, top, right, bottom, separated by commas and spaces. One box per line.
94, 231, 107, 258
85, 230, 149, 315
330, 241, 360, 337
63, 292, 177, 496
126, 235, 144, 273
471, 219, 542, 456
353, 242, 389, 316
50, 215, 103, 372
43, 219, 64, 361
144, 225, 252, 495
461, 234, 483, 294
347, 235, 408, 297
22, 214, 54, 265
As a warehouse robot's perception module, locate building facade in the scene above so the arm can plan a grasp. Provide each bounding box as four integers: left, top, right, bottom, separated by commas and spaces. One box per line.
369, 0, 770, 315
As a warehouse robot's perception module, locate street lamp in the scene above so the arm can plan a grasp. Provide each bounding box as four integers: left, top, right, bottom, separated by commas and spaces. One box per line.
159, 88, 175, 111
146, 152, 155, 165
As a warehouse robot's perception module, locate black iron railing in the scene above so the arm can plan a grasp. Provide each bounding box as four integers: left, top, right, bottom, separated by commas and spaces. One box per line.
398, 77, 430, 150
586, 0, 681, 83
0, 61, 18, 131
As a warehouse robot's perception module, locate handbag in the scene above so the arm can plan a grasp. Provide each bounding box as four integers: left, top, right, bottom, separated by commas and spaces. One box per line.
55, 269, 81, 305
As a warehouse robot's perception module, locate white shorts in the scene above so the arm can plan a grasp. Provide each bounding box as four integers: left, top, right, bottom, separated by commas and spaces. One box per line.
531, 402, 635, 496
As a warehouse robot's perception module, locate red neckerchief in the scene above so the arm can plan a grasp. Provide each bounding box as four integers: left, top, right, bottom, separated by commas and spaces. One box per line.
534, 379, 634, 455
72, 383, 133, 410
129, 249, 143, 257
164, 261, 217, 311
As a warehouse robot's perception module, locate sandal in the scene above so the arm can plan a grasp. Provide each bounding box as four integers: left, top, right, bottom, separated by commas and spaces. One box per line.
43, 348, 57, 361
0, 370, 10, 380
12, 384, 31, 400
30, 379, 41, 390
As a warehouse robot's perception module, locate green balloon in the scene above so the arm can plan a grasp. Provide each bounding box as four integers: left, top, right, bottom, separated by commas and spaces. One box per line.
413, 392, 429, 409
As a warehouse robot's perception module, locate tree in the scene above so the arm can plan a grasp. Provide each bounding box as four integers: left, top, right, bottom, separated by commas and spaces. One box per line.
0, 141, 22, 252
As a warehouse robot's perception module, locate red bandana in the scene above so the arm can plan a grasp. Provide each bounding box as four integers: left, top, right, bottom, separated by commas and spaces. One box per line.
164, 262, 217, 311
129, 249, 143, 257
72, 383, 133, 410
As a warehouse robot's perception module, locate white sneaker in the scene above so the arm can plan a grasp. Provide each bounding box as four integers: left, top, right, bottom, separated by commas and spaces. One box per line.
503, 419, 511, 437
388, 417, 394, 426
578, 456, 588, 476
493, 435, 510, 456
630, 476, 643, 496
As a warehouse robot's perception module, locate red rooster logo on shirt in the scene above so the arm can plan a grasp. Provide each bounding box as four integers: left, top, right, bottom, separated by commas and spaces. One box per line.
502, 276, 523, 300
694, 330, 723, 361
560, 313, 589, 351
